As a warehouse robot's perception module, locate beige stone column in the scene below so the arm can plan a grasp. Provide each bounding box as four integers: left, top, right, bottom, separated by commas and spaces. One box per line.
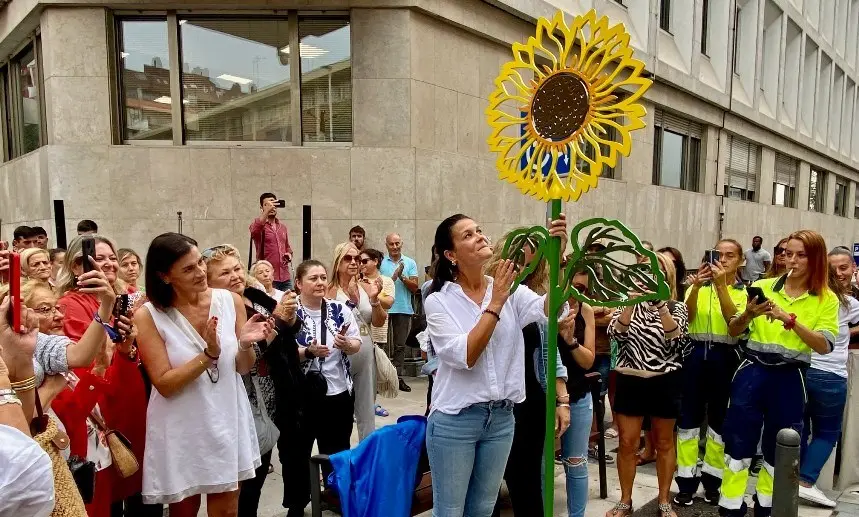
824, 169, 837, 215
758, 147, 775, 204
797, 161, 811, 211
40, 7, 112, 145
849, 181, 857, 219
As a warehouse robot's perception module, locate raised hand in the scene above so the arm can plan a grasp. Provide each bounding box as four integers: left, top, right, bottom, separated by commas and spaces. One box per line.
274, 291, 298, 325
240, 314, 273, 347
490, 259, 516, 310
202, 316, 221, 357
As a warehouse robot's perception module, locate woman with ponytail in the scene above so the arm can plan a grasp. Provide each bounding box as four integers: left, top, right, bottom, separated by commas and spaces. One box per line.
424, 212, 567, 517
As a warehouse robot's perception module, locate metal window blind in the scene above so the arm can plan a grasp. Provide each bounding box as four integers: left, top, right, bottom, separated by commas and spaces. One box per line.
774, 153, 798, 187
726, 135, 759, 190
299, 18, 352, 143
654, 109, 703, 139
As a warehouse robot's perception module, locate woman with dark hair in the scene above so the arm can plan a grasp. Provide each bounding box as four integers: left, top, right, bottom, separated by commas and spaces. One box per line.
134, 233, 270, 516
765, 238, 789, 279
425, 212, 567, 516
719, 230, 839, 517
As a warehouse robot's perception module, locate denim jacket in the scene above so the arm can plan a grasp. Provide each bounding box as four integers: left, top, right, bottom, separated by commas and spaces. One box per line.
535, 321, 568, 392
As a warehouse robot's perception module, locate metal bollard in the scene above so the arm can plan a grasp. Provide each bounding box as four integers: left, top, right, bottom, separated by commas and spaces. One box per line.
772, 428, 801, 517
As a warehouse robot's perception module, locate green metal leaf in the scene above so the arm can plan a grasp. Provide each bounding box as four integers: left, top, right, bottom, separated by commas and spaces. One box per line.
561, 218, 670, 307
500, 226, 549, 291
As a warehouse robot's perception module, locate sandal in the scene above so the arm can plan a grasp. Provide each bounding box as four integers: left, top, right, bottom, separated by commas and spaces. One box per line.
635, 451, 657, 466
657, 502, 677, 517
374, 404, 389, 417
604, 427, 619, 439
606, 501, 633, 517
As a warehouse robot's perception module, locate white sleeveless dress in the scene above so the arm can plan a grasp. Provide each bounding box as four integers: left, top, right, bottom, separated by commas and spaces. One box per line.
141, 288, 261, 504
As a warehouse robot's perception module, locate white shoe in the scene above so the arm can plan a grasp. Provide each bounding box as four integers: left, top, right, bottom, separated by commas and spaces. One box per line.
798, 484, 836, 508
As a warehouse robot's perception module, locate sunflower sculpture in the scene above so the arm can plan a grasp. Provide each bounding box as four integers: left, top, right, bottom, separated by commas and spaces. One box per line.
486, 9, 651, 202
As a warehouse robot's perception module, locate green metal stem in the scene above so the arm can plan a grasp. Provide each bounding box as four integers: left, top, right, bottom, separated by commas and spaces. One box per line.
543, 198, 562, 516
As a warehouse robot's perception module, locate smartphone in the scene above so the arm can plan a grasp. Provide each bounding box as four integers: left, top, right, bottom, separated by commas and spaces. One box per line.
81, 236, 96, 274
747, 286, 768, 304
8, 252, 20, 331
705, 249, 721, 265
111, 294, 130, 342
274, 199, 286, 208
339, 322, 350, 336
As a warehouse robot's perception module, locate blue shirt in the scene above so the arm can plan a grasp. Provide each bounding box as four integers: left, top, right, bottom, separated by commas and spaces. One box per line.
380, 255, 418, 315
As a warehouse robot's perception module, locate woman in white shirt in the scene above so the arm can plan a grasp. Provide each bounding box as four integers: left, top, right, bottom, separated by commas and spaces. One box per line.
251, 260, 285, 303
425, 212, 567, 517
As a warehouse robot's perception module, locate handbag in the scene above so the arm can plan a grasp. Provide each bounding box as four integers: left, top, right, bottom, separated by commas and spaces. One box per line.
88, 410, 139, 478
67, 455, 96, 503
31, 393, 89, 515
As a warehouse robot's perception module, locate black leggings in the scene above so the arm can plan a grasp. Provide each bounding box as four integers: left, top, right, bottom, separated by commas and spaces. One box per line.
238, 451, 272, 517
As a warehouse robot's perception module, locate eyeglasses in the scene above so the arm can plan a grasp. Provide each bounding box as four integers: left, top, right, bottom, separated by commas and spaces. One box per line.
360, 258, 372, 264
342, 255, 360, 263
33, 305, 63, 316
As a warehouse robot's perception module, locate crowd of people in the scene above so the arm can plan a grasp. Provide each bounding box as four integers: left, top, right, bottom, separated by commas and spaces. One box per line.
0, 194, 857, 517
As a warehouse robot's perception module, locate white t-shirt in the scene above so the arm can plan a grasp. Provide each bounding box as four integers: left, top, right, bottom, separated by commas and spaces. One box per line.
299, 300, 361, 396
0, 424, 55, 517
811, 296, 859, 378
743, 248, 773, 282
271, 289, 285, 304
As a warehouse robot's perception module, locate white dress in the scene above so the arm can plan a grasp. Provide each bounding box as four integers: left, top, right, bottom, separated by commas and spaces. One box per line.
141, 288, 261, 504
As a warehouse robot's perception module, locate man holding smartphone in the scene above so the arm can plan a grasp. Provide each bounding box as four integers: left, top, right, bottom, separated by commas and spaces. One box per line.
249, 192, 293, 291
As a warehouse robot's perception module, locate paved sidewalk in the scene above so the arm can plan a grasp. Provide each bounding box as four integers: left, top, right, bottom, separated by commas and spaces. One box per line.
241, 376, 838, 517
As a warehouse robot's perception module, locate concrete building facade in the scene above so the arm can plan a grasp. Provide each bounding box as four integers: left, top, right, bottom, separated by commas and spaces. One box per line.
0, 0, 857, 269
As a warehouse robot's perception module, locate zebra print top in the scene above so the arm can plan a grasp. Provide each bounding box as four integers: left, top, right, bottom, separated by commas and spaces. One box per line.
609, 301, 690, 375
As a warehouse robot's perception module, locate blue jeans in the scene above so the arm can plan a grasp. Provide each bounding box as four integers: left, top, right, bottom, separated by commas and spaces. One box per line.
427, 401, 515, 517
800, 368, 848, 485
590, 355, 611, 396
561, 394, 593, 517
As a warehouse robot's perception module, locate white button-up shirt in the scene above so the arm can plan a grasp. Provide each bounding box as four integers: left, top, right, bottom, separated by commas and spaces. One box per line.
425, 276, 550, 415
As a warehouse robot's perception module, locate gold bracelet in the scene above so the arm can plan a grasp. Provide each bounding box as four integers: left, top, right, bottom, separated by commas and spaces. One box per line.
10, 376, 36, 392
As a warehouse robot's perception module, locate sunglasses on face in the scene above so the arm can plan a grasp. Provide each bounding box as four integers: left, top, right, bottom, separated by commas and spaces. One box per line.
360, 258, 373, 264
342, 255, 360, 263
775, 247, 787, 255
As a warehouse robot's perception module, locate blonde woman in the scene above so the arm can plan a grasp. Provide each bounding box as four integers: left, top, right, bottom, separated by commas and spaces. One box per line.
251, 260, 285, 303
326, 242, 387, 440
118, 248, 144, 294
21, 248, 51, 285
607, 252, 689, 517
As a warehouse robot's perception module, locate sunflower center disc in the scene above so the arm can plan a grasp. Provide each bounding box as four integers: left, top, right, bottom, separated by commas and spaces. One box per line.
530, 72, 589, 141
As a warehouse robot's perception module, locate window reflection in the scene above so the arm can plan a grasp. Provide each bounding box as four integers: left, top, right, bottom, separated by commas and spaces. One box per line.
299, 18, 351, 143
120, 20, 172, 140
181, 18, 292, 142
16, 47, 40, 154
660, 130, 684, 189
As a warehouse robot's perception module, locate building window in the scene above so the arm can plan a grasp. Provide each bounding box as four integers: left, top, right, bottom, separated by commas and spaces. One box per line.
118, 19, 172, 141
299, 17, 352, 143
577, 126, 620, 180
653, 109, 702, 192
854, 185, 859, 218
180, 18, 292, 143
701, 0, 710, 55
6, 42, 44, 158
660, 0, 671, 32
809, 169, 827, 212
772, 153, 798, 208
724, 135, 759, 201
115, 14, 352, 146
834, 176, 849, 216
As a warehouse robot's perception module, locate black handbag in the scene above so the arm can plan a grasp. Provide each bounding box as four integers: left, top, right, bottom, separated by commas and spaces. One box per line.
304, 299, 329, 400
67, 455, 96, 503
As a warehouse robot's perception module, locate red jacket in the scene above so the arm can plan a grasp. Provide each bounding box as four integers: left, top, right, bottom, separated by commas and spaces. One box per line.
59, 290, 149, 502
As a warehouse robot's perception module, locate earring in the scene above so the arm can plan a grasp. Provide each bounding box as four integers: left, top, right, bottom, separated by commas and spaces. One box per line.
451, 260, 457, 267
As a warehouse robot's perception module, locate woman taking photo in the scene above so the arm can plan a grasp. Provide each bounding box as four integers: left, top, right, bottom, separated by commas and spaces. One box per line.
486, 238, 570, 517
607, 252, 688, 517
21, 248, 51, 286
327, 242, 386, 439
674, 240, 746, 506
719, 230, 839, 517
56, 235, 154, 516
294, 259, 362, 512
425, 212, 567, 517
251, 260, 285, 303
118, 248, 144, 295
134, 233, 269, 516
558, 268, 597, 517
202, 244, 279, 517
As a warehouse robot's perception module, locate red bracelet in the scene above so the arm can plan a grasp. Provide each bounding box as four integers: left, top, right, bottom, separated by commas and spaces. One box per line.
783, 313, 798, 331
483, 309, 501, 321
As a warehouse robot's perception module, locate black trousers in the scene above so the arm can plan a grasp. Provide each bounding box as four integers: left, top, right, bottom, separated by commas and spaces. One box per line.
494, 383, 546, 517
285, 391, 354, 511
238, 451, 272, 517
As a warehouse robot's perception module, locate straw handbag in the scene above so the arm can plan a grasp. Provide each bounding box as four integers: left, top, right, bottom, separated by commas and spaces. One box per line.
32, 413, 88, 516
375, 345, 399, 399
89, 411, 139, 478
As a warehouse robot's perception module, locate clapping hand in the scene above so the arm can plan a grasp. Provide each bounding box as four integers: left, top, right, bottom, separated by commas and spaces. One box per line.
362, 277, 383, 301
202, 316, 221, 358
240, 314, 273, 348
274, 291, 298, 325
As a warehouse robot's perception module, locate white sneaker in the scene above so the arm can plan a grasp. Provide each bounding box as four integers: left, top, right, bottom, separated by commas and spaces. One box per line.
798, 484, 837, 508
